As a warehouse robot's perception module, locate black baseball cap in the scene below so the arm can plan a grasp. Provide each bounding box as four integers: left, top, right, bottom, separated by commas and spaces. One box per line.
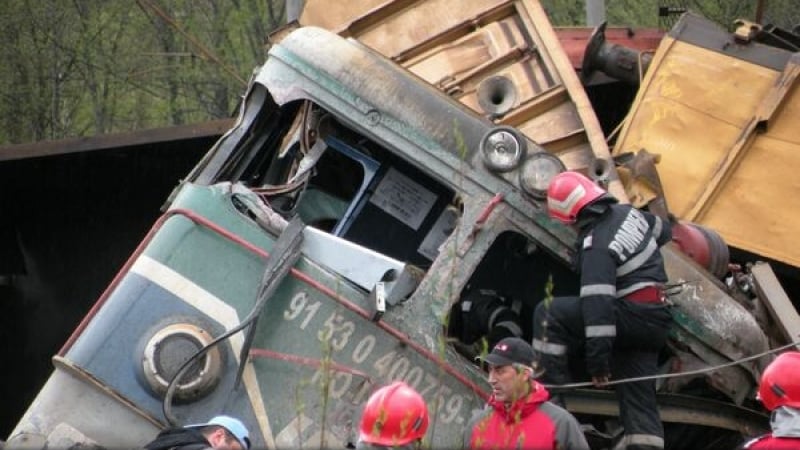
479, 337, 536, 367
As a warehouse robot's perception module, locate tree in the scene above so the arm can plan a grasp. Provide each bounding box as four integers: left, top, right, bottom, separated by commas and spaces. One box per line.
0, 0, 286, 144
1, 0, 796, 145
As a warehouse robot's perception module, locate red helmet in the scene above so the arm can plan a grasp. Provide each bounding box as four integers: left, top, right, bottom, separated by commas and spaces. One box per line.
359, 381, 429, 446
758, 351, 800, 411
546, 171, 607, 224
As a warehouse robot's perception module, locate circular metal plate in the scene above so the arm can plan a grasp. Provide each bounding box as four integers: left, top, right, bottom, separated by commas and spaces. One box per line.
480, 126, 527, 172
141, 322, 223, 402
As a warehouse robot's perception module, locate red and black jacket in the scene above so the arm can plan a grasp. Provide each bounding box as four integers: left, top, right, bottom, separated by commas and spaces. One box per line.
464, 380, 589, 450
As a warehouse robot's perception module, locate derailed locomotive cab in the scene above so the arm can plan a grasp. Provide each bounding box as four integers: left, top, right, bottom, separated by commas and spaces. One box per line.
7, 26, 576, 449
7, 25, 771, 450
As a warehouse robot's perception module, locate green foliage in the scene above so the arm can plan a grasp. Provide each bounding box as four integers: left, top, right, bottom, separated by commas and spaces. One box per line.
541, 0, 663, 26
540, 0, 587, 26
1, 0, 796, 145
0, 0, 285, 144
540, 0, 772, 30
607, 0, 662, 28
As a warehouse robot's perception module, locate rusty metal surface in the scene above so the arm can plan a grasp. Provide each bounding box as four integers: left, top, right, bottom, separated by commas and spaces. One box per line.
663, 245, 769, 394
558, 26, 663, 70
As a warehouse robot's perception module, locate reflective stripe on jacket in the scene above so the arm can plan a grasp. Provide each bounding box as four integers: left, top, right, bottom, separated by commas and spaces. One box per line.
576, 204, 671, 376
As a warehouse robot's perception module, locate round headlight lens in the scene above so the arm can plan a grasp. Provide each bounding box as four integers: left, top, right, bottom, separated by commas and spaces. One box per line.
519, 152, 566, 199
480, 126, 527, 172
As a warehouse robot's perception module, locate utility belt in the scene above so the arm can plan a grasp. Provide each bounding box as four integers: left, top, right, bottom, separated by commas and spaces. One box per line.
624, 286, 665, 304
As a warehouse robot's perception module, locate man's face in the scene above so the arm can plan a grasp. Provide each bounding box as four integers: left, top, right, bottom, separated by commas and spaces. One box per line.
488, 364, 529, 403
208, 427, 244, 450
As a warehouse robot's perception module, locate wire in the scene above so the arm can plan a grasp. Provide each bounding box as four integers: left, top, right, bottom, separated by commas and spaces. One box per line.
162, 217, 304, 425
543, 339, 800, 390
162, 316, 252, 425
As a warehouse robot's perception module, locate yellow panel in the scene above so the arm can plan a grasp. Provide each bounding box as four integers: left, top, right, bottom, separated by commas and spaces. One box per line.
404, 19, 528, 84
703, 135, 800, 266
515, 101, 582, 145
406, 35, 494, 83
616, 96, 743, 217
761, 82, 800, 144
650, 43, 776, 126
614, 35, 800, 266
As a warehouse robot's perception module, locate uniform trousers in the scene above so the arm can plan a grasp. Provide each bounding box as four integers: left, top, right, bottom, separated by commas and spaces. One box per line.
533, 296, 672, 450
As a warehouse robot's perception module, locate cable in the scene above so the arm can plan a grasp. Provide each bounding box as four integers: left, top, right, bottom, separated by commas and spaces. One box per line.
162, 317, 252, 425
543, 339, 800, 390
163, 217, 304, 425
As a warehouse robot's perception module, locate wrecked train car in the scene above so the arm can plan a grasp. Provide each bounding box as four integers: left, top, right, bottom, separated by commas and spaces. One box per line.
6, 3, 784, 450
579, 10, 800, 381
298, 0, 790, 429
608, 12, 800, 300
7, 24, 587, 449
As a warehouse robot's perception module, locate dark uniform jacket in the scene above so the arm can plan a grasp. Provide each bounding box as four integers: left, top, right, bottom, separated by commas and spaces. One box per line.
143, 427, 212, 450
576, 203, 671, 376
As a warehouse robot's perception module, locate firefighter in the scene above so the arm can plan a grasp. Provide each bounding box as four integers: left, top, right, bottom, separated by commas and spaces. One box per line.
451, 288, 524, 361
741, 351, 800, 449
532, 171, 673, 450
356, 381, 429, 449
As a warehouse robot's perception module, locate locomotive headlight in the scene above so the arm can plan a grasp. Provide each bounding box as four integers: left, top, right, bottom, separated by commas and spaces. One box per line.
519, 152, 566, 199
140, 322, 223, 402
480, 126, 527, 172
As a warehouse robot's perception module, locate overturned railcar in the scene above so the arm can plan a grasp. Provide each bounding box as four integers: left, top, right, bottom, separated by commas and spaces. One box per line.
7, 24, 771, 450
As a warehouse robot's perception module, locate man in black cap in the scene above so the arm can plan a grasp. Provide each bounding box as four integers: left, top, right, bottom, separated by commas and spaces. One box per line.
463, 337, 589, 450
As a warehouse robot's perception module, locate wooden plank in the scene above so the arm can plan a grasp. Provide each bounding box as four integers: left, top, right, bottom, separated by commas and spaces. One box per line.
750, 261, 800, 349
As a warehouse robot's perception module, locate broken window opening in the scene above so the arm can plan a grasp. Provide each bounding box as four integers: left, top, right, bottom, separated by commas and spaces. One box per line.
447, 230, 577, 363
223, 99, 461, 306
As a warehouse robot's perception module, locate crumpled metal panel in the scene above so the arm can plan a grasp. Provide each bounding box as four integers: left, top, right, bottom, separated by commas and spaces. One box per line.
663, 245, 769, 403
612, 13, 800, 268
258, 26, 575, 258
